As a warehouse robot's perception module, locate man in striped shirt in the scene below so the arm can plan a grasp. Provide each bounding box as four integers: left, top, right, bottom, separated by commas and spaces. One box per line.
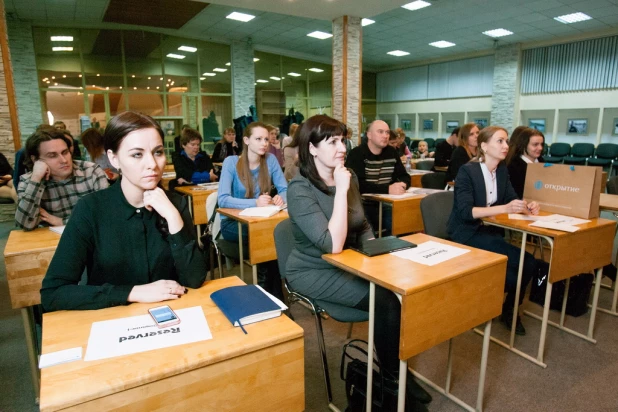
15, 126, 109, 231
345, 120, 409, 236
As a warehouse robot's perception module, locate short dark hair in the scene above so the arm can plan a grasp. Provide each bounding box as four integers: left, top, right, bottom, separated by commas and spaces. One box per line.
24, 125, 71, 168
103, 111, 164, 153
389, 130, 398, 141
451, 127, 460, 137
53, 120, 66, 129
180, 128, 202, 146
297, 115, 347, 194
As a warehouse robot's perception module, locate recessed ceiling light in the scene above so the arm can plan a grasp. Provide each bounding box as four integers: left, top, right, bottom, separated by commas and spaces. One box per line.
51, 76, 55, 79
200, 77, 205, 80
106, 87, 109, 90
308, 68, 324, 72
401, 1, 431, 11
52, 47, 73, 51
362, 18, 375, 26
147, 87, 150, 89
256, 79, 269, 83
226, 12, 255, 22
429, 40, 456, 48
387, 50, 410, 56
62, 74, 66, 78
202, 73, 216, 77
178, 46, 197, 52
307, 31, 333, 40
51, 36, 73, 41
554, 12, 592, 24
483, 28, 513, 38
288, 72, 301, 77
131, 74, 135, 78
225, 62, 231, 66
253, 58, 260, 62
120, 86, 122, 89
133, 87, 137, 90
166, 53, 185, 59
79, 74, 82, 77
148, 77, 151, 79
213, 68, 227, 72
160, 77, 163, 80
270, 76, 281, 81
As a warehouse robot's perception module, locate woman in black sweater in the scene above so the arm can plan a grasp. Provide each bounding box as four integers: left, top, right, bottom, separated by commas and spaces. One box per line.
446, 122, 480, 182
506, 127, 545, 198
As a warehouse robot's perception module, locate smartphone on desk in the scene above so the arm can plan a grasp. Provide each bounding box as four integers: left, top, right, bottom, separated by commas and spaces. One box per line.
148, 305, 181, 328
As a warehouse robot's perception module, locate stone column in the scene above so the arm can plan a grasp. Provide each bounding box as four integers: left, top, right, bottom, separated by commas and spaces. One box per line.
231, 40, 255, 119
332, 16, 362, 146
490, 44, 522, 133
6, 18, 43, 144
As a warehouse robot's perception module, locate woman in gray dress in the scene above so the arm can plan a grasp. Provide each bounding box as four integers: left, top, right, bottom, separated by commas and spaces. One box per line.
286, 114, 431, 407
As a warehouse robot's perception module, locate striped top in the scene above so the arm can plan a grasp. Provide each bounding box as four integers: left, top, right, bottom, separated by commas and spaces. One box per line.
345, 142, 409, 194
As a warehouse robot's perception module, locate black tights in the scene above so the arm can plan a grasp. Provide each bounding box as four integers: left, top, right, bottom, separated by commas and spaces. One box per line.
354, 285, 402, 376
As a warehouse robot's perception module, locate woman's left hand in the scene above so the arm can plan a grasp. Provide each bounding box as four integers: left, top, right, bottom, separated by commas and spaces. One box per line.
527, 201, 540, 215
209, 170, 218, 182
272, 194, 284, 207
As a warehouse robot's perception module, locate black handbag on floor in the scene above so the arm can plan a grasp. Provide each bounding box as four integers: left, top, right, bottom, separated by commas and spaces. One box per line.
529, 261, 594, 317
340, 340, 421, 412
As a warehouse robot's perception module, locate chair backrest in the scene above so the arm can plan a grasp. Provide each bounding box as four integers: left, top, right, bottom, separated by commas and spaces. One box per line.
416, 160, 434, 170
424, 138, 436, 148
421, 172, 447, 189
206, 192, 221, 239
570, 143, 595, 157
549, 142, 571, 157
420, 191, 454, 239
274, 219, 294, 278
607, 176, 618, 195
410, 140, 420, 150
595, 143, 618, 160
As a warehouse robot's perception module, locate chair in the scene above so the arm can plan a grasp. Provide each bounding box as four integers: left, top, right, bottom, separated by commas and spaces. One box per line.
420, 191, 454, 239
563, 143, 595, 165
206, 192, 249, 280
274, 219, 368, 411
588, 143, 618, 169
424, 138, 436, 151
607, 176, 618, 195
409, 139, 420, 151
421, 172, 446, 189
544, 142, 571, 164
416, 160, 434, 170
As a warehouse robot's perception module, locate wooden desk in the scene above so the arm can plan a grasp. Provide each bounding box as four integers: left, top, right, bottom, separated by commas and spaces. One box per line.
363, 193, 425, 237
324, 233, 507, 412
408, 170, 433, 188
482, 213, 615, 368
217, 208, 288, 285
175, 186, 217, 226
39, 276, 304, 412
4, 228, 61, 401
598, 193, 618, 316
164, 164, 175, 173
409, 158, 434, 170
161, 172, 176, 190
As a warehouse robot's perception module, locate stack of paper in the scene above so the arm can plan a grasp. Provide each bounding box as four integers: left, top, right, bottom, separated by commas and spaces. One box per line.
239, 205, 284, 217
391, 241, 470, 266
49, 226, 65, 235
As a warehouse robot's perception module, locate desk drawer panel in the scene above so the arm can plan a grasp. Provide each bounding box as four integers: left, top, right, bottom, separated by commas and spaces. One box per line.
400, 262, 506, 360
5, 251, 52, 308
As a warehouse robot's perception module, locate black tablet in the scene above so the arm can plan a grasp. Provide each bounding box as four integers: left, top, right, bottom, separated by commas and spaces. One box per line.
350, 236, 417, 257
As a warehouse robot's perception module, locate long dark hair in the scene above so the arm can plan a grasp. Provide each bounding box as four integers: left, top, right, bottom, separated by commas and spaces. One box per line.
104, 111, 169, 236
506, 127, 545, 165
237, 122, 271, 198
297, 115, 347, 194
81, 128, 105, 160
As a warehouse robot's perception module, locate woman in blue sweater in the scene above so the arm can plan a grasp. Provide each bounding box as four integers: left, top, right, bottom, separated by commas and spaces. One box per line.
218, 121, 287, 297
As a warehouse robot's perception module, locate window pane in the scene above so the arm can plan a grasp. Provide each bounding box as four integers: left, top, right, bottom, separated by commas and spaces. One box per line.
43, 91, 84, 135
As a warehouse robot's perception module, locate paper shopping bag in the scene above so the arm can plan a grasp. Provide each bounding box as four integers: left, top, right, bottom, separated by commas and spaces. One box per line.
523, 163, 601, 219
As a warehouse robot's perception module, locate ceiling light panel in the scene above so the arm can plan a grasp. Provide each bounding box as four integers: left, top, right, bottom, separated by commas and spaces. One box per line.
178, 46, 197, 52
387, 50, 410, 56
429, 41, 456, 48
212, 68, 227, 72
256, 79, 269, 83
307, 31, 333, 40
308, 68, 324, 72
51, 36, 73, 41
362, 19, 375, 26
287, 72, 301, 77
202, 73, 216, 76
482, 28, 513, 38
226, 12, 255, 22
554, 12, 592, 24
52, 47, 73, 51
270, 76, 281, 81
167, 53, 185, 59
401, 1, 431, 11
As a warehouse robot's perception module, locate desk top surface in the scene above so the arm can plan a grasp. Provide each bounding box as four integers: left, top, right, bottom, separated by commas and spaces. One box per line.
174, 185, 218, 197
4, 228, 61, 257
483, 212, 615, 238
217, 207, 289, 224
39, 276, 303, 411
322, 233, 506, 296
363, 193, 426, 204
600, 193, 618, 211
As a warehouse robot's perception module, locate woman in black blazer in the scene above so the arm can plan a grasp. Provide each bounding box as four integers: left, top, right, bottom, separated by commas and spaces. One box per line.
506, 127, 545, 198
447, 126, 540, 335
446, 122, 480, 182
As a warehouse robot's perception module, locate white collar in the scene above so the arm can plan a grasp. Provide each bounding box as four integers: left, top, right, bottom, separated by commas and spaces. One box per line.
520, 155, 538, 164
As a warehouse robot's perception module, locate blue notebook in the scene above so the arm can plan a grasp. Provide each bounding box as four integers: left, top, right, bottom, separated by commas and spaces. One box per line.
211, 285, 286, 334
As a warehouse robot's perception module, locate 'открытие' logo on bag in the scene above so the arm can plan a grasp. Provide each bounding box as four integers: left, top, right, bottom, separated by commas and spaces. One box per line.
534, 180, 543, 190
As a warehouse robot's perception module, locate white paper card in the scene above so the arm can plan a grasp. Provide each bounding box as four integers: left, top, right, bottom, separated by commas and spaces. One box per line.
84, 306, 212, 362
408, 169, 433, 175
39, 347, 82, 368
391, 240, 470, 266
529, 220, 580, 232
239, 206, 282, 217
49, 225, 65, 235
543, 214, 590, 226
508, 214, 544, 221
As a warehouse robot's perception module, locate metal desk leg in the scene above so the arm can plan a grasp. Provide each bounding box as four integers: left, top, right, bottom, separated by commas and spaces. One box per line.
588, 267, 603, 339
537, 280, 553, 364
477, 320, 492, 412
395, 294, 405, 412
378, 202, 383, 239
252, 264, 258, 286
510, 232, 527, 347
366, 282, 375, 412
22, 307, 40, 403
237, 222, 244, 282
